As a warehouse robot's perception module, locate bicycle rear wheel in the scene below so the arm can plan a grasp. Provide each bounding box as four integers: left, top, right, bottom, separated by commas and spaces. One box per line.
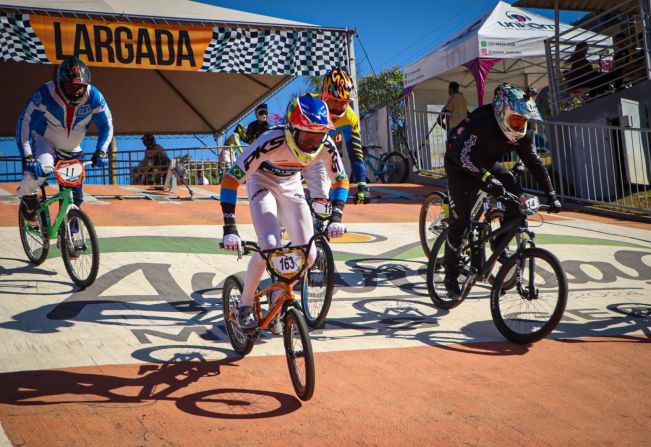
381, 152, 409, 183
426, 230, 468, 309
283, 307, 315, 401
418, 191, 446, 258
300, 239, 334, 328
18, 202, 49, 265
222, 274, 255, 356
490, 247, 567, 344
61, 208, 99, 288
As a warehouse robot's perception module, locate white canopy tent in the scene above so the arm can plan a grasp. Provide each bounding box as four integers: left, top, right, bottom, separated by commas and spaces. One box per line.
403, 0, 608, 108
0, 0, 354, 138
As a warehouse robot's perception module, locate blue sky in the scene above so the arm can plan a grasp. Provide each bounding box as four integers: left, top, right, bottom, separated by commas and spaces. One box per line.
0, 1, 586, 156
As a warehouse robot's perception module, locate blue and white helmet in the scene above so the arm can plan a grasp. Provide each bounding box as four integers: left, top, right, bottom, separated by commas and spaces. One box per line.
493, 83, 542, 143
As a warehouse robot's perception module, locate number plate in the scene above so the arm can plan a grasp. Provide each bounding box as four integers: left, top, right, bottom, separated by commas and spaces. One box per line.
55, 160, 85, 186
522, 194, 540, 214
311, 198, 332, 219
269, 248, 305, 279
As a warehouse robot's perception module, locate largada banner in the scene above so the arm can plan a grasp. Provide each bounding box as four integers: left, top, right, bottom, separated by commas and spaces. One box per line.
29, 15, 211, 71
0, 13, 349, 75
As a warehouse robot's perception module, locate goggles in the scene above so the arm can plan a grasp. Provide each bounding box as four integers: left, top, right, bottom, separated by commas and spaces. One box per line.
295, 130, 327, 153
507, 113, 528, 132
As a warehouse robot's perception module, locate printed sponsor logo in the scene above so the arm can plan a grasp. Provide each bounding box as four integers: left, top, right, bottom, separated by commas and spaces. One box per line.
498, 10, 554, 30
77, 104, 91, 116
242, 135, 284, 170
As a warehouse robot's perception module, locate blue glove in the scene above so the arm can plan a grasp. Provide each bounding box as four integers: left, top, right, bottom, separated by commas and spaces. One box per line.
91, 151, 107, 168
23, 157, 43, 178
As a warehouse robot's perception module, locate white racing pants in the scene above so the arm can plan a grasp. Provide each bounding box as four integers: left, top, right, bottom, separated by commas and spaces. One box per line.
239, 172, 317, 307
17, 135, 83, 205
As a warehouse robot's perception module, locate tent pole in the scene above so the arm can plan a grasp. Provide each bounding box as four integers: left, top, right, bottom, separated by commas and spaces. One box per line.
553, 0, 561, 115
348, 31, 360, 117
641, 0, 651, 80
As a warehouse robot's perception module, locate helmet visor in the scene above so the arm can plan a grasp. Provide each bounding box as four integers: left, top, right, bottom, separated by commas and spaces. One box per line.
325, 97, 351, 116
62, 81, 87, 103
295, 130, 327, 153
507, 113, 528, 133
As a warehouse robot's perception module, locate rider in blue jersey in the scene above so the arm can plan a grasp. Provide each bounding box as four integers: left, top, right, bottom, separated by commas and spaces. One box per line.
16, 56, 113, 223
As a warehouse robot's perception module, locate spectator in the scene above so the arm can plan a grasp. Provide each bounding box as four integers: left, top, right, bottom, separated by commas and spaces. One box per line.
611, 33, 632, 90
196, 169, 210, 185
566, 42, 600, 94
132, 133, 170, 185
437, 82, 467, 138
222, 123, 246, 168
245, 103, 270, 143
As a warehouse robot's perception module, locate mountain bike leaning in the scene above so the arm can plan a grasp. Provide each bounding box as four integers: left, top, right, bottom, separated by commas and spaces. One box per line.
18, 158, 100, 288
426, 191, 568, 343
361, 145, 409, 184
221, 235, 318, 401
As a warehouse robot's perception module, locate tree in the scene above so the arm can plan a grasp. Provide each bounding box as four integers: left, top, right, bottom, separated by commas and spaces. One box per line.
357, 66, 404, 119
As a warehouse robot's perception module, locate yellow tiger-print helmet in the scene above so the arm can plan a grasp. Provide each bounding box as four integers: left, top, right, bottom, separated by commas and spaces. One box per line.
321, 68, 357, 102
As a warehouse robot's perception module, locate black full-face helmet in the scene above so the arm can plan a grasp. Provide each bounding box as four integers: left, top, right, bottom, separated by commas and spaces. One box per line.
55, 56, 91, 106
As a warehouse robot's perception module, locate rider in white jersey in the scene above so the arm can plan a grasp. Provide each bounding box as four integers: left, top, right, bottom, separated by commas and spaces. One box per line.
220, 95, 349, 330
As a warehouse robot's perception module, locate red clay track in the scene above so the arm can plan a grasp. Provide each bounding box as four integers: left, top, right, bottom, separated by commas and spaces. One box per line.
0, 339, 649, 446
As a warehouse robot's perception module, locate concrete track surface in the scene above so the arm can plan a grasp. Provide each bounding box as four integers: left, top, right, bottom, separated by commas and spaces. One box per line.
0, 183, 649, 446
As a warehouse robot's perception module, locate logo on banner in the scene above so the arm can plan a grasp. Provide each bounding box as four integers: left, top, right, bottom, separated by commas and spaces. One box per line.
498, 11, 554, 30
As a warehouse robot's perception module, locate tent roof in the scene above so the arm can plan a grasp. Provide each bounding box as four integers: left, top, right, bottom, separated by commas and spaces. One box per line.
512, 0, 615, 12
0, 0, 317, 28
0, 1, 353, 138
404, 1, 570, 88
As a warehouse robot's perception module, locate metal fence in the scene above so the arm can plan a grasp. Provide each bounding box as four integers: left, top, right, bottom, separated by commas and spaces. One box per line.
546, 0, 650, 115
404, 106, 651, 214
0, 146, 241, 186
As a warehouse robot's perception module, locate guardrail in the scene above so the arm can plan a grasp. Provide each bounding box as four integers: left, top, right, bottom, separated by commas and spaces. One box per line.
546, 0, 649, 115
403, 106, 650, 214
0, 146, 241, 186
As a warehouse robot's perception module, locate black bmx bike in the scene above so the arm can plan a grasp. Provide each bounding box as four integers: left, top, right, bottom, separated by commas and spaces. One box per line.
426, 192, 568, 344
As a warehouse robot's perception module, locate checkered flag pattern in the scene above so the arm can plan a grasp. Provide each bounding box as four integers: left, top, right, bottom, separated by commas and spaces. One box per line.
200, 28, 349, 76
0, 13, 49, 63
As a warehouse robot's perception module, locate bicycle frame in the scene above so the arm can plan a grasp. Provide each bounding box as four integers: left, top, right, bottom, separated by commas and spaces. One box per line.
237, 234, 320, 331
25, 184, 78, 241
362, 147, 387, 177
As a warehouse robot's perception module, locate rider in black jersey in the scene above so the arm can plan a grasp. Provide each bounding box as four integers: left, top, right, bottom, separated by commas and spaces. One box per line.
443, 83, 562, 299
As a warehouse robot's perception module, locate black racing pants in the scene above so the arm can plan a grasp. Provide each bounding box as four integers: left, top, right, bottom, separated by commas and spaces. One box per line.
443, 161, 524, 278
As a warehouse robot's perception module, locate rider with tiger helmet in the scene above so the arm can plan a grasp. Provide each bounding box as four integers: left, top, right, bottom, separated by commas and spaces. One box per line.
310, 67, 370, 204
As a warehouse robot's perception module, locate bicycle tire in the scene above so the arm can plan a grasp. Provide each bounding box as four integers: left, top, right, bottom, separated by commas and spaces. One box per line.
300, 239, 335, 328
222, 274, 255, 356
381, 152, 409, 183
61, 208, 100, 288
283, 307, 315, 401
426, 229, 467, 309
18, 202, 49, 265
418, 191, 446, 259
490, 247, 568, 344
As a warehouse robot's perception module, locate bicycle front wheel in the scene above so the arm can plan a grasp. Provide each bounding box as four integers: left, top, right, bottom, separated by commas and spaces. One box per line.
222, 274, 255, 356
418, 191, 446, 258
426, 229, 467, 310
300, 239, 335, 328
283, 307, 315, 401
382, 152, 409, 183
61, 208, 99, 288
490, 247, 568, 344
18, 202, 49, 265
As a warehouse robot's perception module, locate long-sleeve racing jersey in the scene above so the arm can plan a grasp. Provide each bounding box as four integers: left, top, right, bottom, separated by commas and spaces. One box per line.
16, 81, 113, 157
445, 104, 555, 196
220, 128, 349, 215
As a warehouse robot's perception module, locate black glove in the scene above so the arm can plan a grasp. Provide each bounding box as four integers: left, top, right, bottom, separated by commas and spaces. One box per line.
482, 174, 505, 197
547, 194, 562, 213
91, 151, 107, 168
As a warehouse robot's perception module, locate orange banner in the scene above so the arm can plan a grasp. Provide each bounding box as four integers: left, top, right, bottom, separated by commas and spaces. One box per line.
29, 15, 213, 71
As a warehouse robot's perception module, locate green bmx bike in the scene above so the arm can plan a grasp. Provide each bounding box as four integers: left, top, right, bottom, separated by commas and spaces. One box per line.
18, 158, 100, 288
